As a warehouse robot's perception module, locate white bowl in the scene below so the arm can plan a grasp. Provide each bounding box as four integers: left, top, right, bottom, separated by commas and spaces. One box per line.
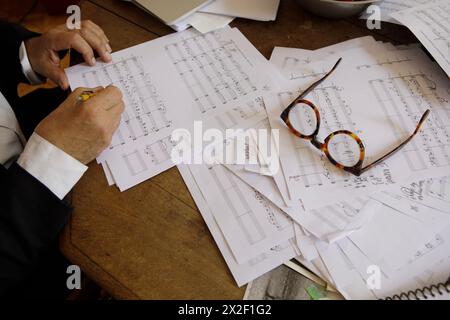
297, 0, 380, 19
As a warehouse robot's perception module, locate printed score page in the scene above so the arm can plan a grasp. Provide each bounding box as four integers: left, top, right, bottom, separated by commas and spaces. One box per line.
265, 46, 450, 210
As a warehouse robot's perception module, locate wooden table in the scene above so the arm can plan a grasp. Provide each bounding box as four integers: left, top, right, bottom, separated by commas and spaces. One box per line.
60, 0, 416, 300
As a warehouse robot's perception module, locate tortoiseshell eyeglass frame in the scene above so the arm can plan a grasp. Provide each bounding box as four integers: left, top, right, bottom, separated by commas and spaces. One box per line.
280, 58, 431, 177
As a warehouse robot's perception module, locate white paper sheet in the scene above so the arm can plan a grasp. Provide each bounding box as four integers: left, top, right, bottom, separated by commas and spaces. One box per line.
101, 161, 116, 186
265, 46, 450, 209
187, 12, 234, 33
359, 0, 439, 24
315, 240, 375, 299
371, 176, 450, 220
189, 163, 295, 264
270, 36, 379, 79
391, 0, 450, 77
335, 221, 450, 299
223, 118, 377, 243
348, 200, 447, 275
200, 0, 280, 21
67, 27, 281, 191
293, 224, 319, 261
178, 164, 298, 286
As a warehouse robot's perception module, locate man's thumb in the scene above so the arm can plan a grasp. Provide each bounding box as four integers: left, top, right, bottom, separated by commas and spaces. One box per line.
47, 65, 70, 90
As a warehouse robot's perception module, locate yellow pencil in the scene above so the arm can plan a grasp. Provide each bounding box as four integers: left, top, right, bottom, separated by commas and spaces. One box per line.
77, 90, 96, 102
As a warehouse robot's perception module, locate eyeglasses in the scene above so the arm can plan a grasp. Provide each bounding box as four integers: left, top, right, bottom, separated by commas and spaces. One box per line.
280, 58, 430, 177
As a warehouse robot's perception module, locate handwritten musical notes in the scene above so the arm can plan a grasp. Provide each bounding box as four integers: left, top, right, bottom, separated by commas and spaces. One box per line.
265, 46, 450, 209
359, 0, 440, 24
391, 0, 450, 77
66, 27, 278, 190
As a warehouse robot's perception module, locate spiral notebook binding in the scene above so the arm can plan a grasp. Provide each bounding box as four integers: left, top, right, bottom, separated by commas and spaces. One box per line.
384, 281, 450, 300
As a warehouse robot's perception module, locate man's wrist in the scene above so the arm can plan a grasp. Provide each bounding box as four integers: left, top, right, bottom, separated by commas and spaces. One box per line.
17, 132, 88, 200
19, 41, 45, 85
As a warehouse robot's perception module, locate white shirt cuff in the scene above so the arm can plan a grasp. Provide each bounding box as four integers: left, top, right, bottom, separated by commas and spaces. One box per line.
17, 133, 88, 200
19, 41, 44, 85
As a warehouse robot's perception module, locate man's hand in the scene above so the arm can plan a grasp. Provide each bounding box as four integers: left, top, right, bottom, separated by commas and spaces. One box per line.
35, 86, 124, 164
25, 20, 112, 90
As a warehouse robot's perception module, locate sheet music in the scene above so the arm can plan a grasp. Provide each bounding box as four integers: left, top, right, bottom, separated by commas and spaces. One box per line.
101, 161, 115, 186
348, 200, 447, 275
199, 0, 280, 21
265, 47, 450, 209
426, 176, 450, 208
66, 27, 280, 191
224, 119, 377, 243
293, 225, 319, 261
360, 0, 439, 24
189, 163, 295, 264
269, 36, 380, 80
371, 176, 450, 219
230, 162, 378, 242
331, 214, 450, 299
391, 0, 450, 77
178, 164, 298, 287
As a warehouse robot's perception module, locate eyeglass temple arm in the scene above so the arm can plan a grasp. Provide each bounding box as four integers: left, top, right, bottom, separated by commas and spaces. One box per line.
281, 58, 342, 119
358, 109, 430, 175
301, 58, 342, 98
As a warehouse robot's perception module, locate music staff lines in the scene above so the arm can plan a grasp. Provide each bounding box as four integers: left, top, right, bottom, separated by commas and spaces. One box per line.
414, 3, 450, 64
121, 136, 174, 177
369, 73, 450, 172
278, 85, 359, 187
165, 31, 257, 115
81, 56, 171, 146
209, 164, 266, 245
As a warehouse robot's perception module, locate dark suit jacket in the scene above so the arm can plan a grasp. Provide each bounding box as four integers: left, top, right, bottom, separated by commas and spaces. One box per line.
0, 21, 73, 298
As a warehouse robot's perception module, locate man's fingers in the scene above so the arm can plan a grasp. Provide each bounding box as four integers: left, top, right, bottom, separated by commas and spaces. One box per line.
110, 112, 122, 133
72, 86, 104, 94
87, 86, 123, 111
107, 104, 124, 130
55, 70, 69, 90
106, 101, 125, 116
44, 63, 69, 90
81, 20, 109, 43
71, 86, 104, 101
79, 27, 112, 63
85, 20, 112, 57
51, 32, 96, 66
49, 50, 60, 65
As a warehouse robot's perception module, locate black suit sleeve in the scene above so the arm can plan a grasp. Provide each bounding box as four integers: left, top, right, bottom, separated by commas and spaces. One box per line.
0, 20, 40, 104
0, 22, 72, 297
0, 163, 72, 297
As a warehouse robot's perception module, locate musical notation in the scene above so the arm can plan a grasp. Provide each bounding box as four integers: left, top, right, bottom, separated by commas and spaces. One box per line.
370, 73, 450, 171
276, 85, 368, 189
265, 43, 450, 210
67, 27, 274, 191
391, 0, 450, 77
187, 163, 294, 263
81, 56, 171, 147
427, 176, 450, 204
165, 31, 258, 115
121, 136, 175, 177
213, 96, 265, 130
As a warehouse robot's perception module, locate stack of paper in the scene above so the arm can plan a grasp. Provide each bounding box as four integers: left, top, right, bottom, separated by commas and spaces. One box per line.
250, 36, 450, 298
182, 34, 450, 296
360, 0, 450, 77
126, 0, 280, 33
359, 0, 441, 25
66, 26, 450, 299
67, 27, 281, 191
185, 0, 281, 33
